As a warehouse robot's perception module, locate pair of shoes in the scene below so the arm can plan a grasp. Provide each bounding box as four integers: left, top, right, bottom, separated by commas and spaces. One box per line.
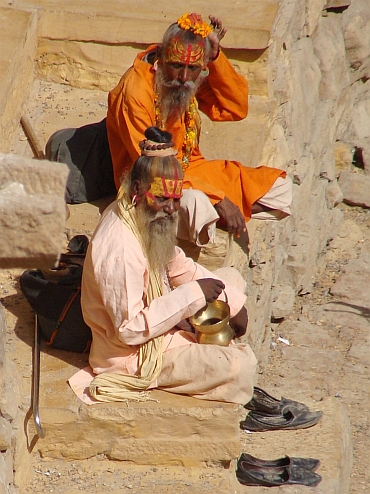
236, 455, 322, 487
240, 408, 323, 432
239, 452, 320, 471
245, 387, 309, 415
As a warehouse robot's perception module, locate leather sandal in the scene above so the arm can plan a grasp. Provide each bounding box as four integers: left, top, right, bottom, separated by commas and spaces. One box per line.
236, 461, 322, 487
245, 387, 309, 415
240, 409, 323, 432
239, 452, 320, 471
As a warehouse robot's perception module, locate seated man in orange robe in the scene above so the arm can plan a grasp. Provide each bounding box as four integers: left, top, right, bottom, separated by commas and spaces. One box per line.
106, 13, 292, 245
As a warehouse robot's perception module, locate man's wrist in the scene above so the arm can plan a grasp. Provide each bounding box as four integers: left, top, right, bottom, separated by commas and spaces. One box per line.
209, 48, 220, 62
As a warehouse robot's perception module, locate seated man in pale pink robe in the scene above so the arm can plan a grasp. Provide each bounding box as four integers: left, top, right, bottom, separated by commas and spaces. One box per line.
69, 126, 257, 405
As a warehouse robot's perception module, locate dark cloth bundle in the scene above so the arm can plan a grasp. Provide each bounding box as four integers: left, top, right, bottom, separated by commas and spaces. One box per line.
20, 235, 92, 353
45, 118, 116, 204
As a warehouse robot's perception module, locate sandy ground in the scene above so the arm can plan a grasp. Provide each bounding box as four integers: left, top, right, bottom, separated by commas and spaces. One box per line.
1, 78, 370, 492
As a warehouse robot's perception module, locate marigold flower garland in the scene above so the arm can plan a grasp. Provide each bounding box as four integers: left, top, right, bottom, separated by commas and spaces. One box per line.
154, 94, 198, 171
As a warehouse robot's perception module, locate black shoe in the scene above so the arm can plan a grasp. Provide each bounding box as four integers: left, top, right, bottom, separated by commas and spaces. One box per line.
240, 409, 323, 432
239, 452, 320, 471
236, 460, 322, 487
245, 387, 309, 415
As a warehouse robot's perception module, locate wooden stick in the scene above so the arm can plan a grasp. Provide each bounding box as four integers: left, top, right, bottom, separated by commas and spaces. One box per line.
20, 115, 45, 160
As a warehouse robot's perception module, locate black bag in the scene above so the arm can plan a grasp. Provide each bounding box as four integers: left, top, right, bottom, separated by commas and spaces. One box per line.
45, 118, 117, 204
20, 236, 92, 353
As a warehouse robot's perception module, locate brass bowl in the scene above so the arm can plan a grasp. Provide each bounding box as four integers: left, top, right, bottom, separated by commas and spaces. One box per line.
189, 300, 234, 346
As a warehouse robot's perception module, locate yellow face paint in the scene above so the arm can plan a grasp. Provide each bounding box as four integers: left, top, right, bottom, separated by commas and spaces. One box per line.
164, 38, 205, 66
145, 176, 183, 204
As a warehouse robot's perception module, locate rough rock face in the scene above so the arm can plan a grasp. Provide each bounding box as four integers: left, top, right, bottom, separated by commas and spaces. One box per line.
0, 154, 69, 269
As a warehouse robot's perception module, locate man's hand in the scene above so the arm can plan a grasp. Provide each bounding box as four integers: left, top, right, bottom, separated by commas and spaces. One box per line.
229, 306, 248, 338
207, 15, 227, 61
196, 278, 225, 303
214, 197, 246, 238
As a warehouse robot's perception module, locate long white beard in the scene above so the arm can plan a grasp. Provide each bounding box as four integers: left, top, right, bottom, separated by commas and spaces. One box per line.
154, 67, 204, 122
135, 204, 178, 274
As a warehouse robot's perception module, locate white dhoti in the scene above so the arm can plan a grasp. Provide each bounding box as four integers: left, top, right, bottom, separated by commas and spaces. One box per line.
158, 342, 256, 405
252, 176, 293, 220
177, 177, 293, 247
177, 188, 219, 246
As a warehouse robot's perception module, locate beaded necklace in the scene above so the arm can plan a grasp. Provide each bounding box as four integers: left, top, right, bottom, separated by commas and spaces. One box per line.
154, 94, 198, 171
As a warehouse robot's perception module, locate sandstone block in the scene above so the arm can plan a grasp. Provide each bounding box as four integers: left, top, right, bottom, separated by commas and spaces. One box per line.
0, 7, 38, 153
343, 0, 370, 80
0, 358, 21, 421
361, 145, 370, 175
0, 154, 69, 269
338, 170, 370, 208
0, 304, 5, 370
304, 0, 328, 37
38, 3, 278, 50
325, 0, 352, 7
334, 141, 353, 176
313, 14, 349, 101
329, 253, 370, 308
12, 412, 34, 492
271, 284, 296, 319
0, 417, 11, 452
0, 451, 13, 493
325, 179, 344, 209
35, 357, 241, 465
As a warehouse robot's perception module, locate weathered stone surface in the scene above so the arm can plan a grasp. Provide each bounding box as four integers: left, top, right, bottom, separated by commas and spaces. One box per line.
342, 0, 370, 80
36, 1, 279, 50
0, 451, 13, 493
0, 154, 69, 269
35, 355, 241, 465
201, 97, 274, 169
313, 14, 349, 101
286, 38, 322, 159
0, 7, 38, 153
338, 170, 370, 208
0, 358, 21, 421
325, 0, 352, 7
0, 304, 5, 371
334, 141, 353, 176
271, 284, 295, 319
0, 417, 11, 452
336, 80, 370, 152
327, 218, 364, 256
325, 179, 344, 209
12, 412, 34, 492
329, 253, 370, 307
304, 0, 328, 37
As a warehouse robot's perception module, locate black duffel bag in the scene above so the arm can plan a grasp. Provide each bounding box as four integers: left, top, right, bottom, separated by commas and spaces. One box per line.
20, 236, 92, 353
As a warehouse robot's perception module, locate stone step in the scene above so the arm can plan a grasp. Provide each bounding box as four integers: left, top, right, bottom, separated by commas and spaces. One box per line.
32, 344, 352, 494
4, 0, 279, 49
34, 346, 242, 468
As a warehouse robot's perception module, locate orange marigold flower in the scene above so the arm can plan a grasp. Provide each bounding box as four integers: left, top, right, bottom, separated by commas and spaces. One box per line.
177, 13, 212, 38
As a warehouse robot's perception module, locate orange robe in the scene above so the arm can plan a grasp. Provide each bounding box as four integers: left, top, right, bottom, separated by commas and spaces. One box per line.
107, 45, 285, 221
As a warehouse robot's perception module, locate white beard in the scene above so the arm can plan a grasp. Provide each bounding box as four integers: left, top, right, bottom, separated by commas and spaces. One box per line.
135, 203, 178, 273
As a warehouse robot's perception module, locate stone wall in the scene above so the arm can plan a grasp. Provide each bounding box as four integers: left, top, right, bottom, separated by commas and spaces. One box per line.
244, 0, 370, 367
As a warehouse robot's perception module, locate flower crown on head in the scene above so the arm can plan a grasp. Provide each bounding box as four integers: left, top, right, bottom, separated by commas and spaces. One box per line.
177, 13, 213, 38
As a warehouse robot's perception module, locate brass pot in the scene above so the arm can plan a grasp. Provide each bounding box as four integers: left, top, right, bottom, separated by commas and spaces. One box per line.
189, 299, 235, 346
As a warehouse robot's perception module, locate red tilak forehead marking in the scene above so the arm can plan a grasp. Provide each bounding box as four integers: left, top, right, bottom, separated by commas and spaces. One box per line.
169, 40, 204, 64
182, 44, 193, 64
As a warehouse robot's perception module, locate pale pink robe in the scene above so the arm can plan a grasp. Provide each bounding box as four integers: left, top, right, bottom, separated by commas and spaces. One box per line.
69, 201, 257, 405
